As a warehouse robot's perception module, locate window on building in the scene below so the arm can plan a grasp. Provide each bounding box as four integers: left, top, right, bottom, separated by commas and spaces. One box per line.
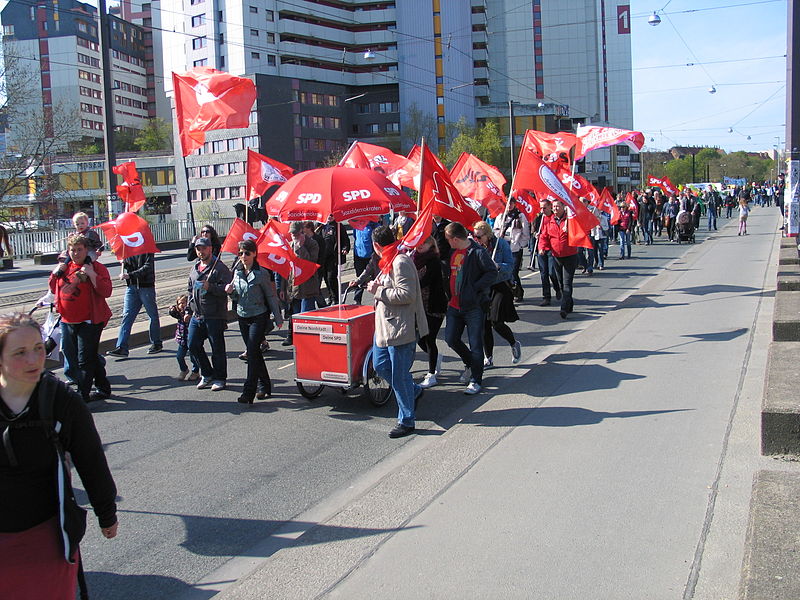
193, 58, 208, 67
201, 189, 212, 200
367, 123, 379, 134
310, 116, 324, 128
190, 0, 204, 4
386, 122, 399, 132
199, 165, 211, 177
250, 28, 259, 36
328, 117, 340, 129
212, 140, 226, 152
267, 54, 276, 66
229, 186, 242, 198
228, 138, 242, 151
249, 5, 258, 12
228, 161, 243, 173
192, 37, 206, 49
215, 187, 227, 198
219, 56, 225, 68
265, 9, 274, 21
266, 32, 275, 43
243, 136, 259, 148
249, 110, 258, 124
251, 52, 260, 59
219, 33, 224, 44
191, 14, 205, 27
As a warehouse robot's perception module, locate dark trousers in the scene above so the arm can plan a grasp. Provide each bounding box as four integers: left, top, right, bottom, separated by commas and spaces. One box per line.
511, 249, 524, 299
483, 319, 515, 359
553, 253, 578, 314
61, 321, 108, 401
445, 305, 485, 384
537, 251, 561, 300
238, 313, 271, 396
417, 313, 444, 374
188, 317, 227, 381
323, 259, 340, 304
353, 254, 371, 304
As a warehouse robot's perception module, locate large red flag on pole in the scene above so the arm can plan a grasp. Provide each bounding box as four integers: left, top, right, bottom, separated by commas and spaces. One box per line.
246, 149, 294, 201
220, 218, 261, 255
574, 125, 645, 161
417, 143, 481, 227
521, 129, 578, 163
449, 152, 507, 218
597, 188, 622, 225
95, 212, 160, 260
172, 67, 257, 156
112, 161, 146, 213
255, 220, 319, 286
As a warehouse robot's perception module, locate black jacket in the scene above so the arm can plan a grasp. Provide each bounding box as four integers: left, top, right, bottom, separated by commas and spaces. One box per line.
123, 253, 156, 287
445, 240, 497, 311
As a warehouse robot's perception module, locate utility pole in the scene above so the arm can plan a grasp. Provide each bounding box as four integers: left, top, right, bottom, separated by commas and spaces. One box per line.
97, 0, 118, 220
786, 0, 799, 237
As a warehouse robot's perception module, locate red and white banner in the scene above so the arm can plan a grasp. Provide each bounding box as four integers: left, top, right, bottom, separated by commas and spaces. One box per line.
172, 67, 257, 156
449, 152, 507, 218
418, 144, 482, 228
647, 174, 679, 196
220, 218, 261, 255
551, 162, 601, 206
246, 149, 294, 201
341, 141, 418, 189
378, 198, 436, 274
112, 161, 146, 213
596, 188, 622, 225
95, 212, 160, 260
521, 129, 577, 164
255, 220, 319, 286
574, 125, 644, 161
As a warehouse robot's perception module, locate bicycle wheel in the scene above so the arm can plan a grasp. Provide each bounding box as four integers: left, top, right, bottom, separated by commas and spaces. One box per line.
363, 362, 393, 407
297, 382, 324, 399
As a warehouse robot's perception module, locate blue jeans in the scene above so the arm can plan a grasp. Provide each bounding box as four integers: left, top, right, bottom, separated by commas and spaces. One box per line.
61, 321, 109, 401
552, 253, 577, 314
445, 305, 485, 384
188, 317, 227, 381
592, 238, 605, 269
116, 285, 161, 350
176, 343, 198, 373
707, 211, 717, 230
372, 339, 418, 427
537, 251, 561, 301
618, 230, 631, 258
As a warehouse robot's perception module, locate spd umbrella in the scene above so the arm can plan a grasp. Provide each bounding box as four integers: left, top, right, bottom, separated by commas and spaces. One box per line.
265, 166, 415, 223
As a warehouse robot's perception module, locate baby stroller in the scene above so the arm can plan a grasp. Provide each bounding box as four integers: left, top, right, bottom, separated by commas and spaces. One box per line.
675, 210, 695, 244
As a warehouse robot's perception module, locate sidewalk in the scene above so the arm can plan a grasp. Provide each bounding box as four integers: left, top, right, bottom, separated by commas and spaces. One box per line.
214, 210, 798, 599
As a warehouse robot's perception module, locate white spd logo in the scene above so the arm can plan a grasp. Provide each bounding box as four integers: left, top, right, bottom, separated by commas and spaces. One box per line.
296, 193, 322, 204
342, 189, 371, 202
120, 232, 144, 247
242, 232, 258, 241
274, 191, 289, 204
383, 187, 400, 197
538, 165, 572, 205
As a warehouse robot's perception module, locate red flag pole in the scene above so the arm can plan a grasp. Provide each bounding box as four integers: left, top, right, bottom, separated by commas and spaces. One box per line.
418, 137, 427, 213
338, 140, 359, 167
182, 154, 197, 237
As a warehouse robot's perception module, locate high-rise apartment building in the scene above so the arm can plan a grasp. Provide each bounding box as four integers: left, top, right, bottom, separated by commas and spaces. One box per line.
1, 0, 151, 149
162, 0, 636, 220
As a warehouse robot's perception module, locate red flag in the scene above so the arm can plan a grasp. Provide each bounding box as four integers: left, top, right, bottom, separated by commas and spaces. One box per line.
341, 141, 418, 189
340, 142, 372, 169
626, 192, 639, 219
172, 67, 257, 156
112, 161, 146, 213
220, 218, 261, 255
551, 162, 601, 206
521, 129, 577, 163
647, 174, 679, 196
449, 153, 507, 218
255, 220, 319, 286
574, 125, 645, 161
246, 149, 294, 201
95, 212, 159, 260
509, 149, 599, 237
597, 188, 621, 225
418, 144, 482, 227
514, 191, 540, 223
378, 196, 437, 274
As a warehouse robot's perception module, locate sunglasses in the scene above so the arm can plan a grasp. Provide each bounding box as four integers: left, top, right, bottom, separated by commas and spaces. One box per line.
238, 250, 253, 256
201, 230, 211, 234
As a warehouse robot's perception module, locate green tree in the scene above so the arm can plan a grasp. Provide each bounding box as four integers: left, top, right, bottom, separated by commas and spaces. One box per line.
134, 118, 173, 152
401, 102, 436, 153
440, 119, 505, 172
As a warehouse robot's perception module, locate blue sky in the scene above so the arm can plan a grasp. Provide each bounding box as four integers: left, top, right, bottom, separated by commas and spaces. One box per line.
631, 0, 787, 153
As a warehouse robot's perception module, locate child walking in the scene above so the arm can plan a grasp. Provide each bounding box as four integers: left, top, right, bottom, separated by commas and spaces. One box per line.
738, 198, 750, 236
169, 294, 199, 381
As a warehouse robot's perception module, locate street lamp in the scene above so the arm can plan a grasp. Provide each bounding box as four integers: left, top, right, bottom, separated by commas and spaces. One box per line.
648, 11, 661, 25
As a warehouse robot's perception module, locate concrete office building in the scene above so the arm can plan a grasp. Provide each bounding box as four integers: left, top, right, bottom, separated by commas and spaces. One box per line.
0, 0, 151, 149
160, 0, 636, 220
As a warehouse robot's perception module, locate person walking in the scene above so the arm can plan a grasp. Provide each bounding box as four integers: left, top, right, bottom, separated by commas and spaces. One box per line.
225, 239, 283, 403
473, 221, 522, 368
494, 198, 530, 302
351, 221, 378, 304
443, 222, 497, 395
320, 215, 350, 305
705, 185, 719, 231
187, 224, 222, 262
188, 237, 232, 392
537, 200, 578, 319
0, 313, 118, 599
169, 294, 199, 381
738, 197, 750, 235
532, 200, 562, 306
617, 203, 634, 259
413, 236, 447, 389
366, 226, 428, 438
107, 252, 162, 358
280, 221, 321, 346
49, 234, 113, 403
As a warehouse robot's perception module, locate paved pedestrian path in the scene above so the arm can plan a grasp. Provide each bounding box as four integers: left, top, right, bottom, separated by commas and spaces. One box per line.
216, 209, 798, 600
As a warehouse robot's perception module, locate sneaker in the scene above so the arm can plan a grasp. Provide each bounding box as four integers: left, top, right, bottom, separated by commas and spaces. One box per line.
238, 352, 248, 361
88, 390, 109, 402
106, 347, 128, 358
211, 381, 226, 392
261, 341, 270, 353
419, 372, 438, 388
187, 372, 200, 381
389, 424, 415, 438
464, 382, 481, 395
539, 299, 551, 306
176, 370, 189, 381
511, 341, 522, 364
147, 343, 163, 354
483, 356, 493, 368
196, 377, 212, 390
281, 337, 293, 347
459, 366, 472, 384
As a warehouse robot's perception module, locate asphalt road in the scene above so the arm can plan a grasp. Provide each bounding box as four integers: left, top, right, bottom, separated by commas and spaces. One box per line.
68, 217, 732, 599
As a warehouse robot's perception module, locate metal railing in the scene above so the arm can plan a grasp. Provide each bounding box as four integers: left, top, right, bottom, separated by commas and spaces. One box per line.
4, 217, 237, 260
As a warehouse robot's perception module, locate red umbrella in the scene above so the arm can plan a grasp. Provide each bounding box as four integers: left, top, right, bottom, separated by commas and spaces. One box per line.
266, 166, 415, 223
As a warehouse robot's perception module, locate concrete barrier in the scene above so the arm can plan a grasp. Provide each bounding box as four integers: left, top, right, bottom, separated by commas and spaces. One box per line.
776, 270, 800, 291
773, 291, 800, 341
761, 342, 800, 455
778, 246, 800, 266
33, 253, 61, 265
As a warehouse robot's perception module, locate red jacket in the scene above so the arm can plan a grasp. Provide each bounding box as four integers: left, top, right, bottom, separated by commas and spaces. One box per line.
537, 214, 578, 258
49, 260, 113, 325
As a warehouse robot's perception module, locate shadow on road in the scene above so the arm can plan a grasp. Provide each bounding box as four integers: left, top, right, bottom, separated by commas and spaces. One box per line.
673, 284, 760, 295
461, 406, 691, 428
84, 572, 218, 600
